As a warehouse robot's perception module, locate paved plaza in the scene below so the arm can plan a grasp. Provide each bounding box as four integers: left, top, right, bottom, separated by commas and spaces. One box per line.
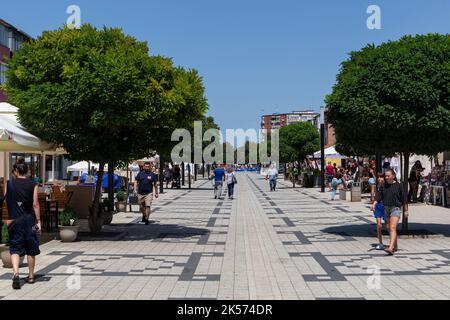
1, 173, 450, 300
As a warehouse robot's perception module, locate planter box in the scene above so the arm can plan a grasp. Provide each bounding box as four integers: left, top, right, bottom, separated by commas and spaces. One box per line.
339, 189, 351, 201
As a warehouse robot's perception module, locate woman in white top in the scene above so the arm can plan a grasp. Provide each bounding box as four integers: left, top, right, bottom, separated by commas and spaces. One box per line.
225, 167, 236, 200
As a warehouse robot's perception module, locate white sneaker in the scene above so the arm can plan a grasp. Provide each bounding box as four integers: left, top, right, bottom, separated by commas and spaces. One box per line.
375, 243, 385, 250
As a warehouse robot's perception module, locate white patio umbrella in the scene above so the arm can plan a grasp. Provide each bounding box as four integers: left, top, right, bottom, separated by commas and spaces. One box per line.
0, 103, 54, 152
0, 102, 64, 183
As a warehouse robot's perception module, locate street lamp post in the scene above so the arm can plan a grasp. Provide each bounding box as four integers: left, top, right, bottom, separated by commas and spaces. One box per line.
188, 163, 192, 189
181, 162, 185, 186
320, 107, 326, 193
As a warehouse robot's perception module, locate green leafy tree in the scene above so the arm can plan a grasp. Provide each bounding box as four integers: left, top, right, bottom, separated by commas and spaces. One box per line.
5, 25, 208, 232
279, 122, 320, 188
279, 122, 320, 164
326, 34, 450, 232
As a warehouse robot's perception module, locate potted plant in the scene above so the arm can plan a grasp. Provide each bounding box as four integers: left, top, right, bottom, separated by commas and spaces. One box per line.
115, 191, 127, 213
101, 198, 114, 225
58, 206, 79, 242
0, 222, 25, 268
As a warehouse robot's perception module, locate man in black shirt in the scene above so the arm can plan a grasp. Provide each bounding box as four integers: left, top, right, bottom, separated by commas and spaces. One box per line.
371, 169, 408, 255
134, 162, 159, 225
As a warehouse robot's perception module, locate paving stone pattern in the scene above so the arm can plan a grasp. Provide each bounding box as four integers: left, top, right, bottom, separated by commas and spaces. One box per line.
1, 174, 450, 300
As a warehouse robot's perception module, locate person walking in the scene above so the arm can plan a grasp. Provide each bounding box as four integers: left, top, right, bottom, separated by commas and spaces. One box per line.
408, 160, 424, 203
134, 162, 159, 225
325, 162, 334, 190
373, 174, 386, 250
225, 167, 237, 200
371, 169, 408, 256
211, 164, 225, 199
164, 165, 172, 189
368, 163, 377, 202
330, 173, 343, 201
266, 165, 279, 192
5, 157, 41, 289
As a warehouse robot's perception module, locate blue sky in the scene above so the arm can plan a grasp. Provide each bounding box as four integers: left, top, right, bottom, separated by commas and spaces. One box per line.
2, 0, 449, 135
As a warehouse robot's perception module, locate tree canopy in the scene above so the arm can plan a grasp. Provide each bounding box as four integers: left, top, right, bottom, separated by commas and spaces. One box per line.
5, 24, 208, 164
4, 24, 208, 231
279, 122, 320, 163
326, 34, 450, 156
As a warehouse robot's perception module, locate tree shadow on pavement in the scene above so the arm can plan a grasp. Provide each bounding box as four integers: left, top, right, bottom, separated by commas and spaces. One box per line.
78, 222, 210, 242
322, 222, 450, 238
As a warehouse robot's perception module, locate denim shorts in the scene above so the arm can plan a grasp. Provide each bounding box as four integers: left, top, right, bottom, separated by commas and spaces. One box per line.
384, 206, 402, 220
368, 178, 376, 186
8, 214, 40, 257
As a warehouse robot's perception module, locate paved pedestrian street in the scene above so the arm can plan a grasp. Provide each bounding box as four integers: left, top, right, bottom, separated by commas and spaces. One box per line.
1, 173, 450, 300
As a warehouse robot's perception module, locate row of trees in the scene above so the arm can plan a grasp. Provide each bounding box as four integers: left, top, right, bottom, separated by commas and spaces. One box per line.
5, 25, 210, 232
326, 33, 450, 232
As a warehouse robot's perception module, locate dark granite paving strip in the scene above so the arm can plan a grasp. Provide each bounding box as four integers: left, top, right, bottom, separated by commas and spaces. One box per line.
334, 206, 351, 213
207, 218, 217, 228
275, 208, 284, 215
49, 252, 191, 258
197, 233, 210, 245
0, 251, 83, 280
179, 253, 222, 281
303, 252, 347, 282
293, 231, 312, 245
432, 250, 450, 262
283, 217, 296, 227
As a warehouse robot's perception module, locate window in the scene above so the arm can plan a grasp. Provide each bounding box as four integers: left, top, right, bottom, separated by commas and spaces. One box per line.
0, 63, 8, 85
0, 24, 9, 47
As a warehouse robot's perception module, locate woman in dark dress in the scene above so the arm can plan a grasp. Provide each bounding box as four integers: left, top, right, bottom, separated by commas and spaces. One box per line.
6, 157, 41, 289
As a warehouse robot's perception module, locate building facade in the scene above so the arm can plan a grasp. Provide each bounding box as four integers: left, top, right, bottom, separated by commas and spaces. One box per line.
261, 110, 320, 131
0, 19, 31, 102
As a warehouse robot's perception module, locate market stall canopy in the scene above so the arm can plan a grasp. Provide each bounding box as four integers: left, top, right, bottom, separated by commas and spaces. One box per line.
313, 146, 347, 159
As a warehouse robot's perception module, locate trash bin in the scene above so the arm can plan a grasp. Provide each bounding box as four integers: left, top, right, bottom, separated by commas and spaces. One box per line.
351, 182, 361, 202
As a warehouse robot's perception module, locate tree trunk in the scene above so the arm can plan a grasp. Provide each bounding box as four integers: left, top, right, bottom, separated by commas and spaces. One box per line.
401, 152, 410, 234
108, 161, 114, 212
89, 161, 105, 234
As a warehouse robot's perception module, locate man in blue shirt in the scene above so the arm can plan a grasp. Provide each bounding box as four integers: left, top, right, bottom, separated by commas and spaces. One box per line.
134, 162, 159, 225
211, 164, 225, 199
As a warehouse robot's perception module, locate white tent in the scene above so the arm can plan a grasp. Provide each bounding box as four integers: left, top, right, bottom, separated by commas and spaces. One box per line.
313, 146, 346, 159
67, 161, 110, 175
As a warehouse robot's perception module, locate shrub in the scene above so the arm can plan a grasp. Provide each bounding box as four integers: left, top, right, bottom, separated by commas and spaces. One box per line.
116, 191, 126, 202
59, 206, 78, 226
